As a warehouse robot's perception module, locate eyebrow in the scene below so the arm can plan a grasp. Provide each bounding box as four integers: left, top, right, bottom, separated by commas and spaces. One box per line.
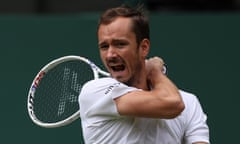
99, 38, 128, 45
98, 41, 108, 47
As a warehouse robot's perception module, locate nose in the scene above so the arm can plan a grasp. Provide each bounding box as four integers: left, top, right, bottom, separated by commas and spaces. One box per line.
106, 46, 117, 58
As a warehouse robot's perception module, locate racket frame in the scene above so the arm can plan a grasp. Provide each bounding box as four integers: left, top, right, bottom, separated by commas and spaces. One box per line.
27, 55, 109, 128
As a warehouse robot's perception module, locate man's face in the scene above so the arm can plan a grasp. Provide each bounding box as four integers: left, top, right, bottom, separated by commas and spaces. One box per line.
98, 17, 145, 84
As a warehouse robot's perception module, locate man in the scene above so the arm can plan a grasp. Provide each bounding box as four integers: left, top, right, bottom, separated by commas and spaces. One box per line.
79, 5, 209, 144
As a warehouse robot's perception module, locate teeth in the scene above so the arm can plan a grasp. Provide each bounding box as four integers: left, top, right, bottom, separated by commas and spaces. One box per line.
111, 65, 125, 71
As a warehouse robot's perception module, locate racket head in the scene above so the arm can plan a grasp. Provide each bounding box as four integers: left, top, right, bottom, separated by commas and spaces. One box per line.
27, 55, 108, 128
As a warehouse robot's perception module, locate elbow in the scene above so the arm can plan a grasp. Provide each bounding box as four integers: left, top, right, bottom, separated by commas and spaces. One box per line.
165, 99, 185, 119
173, 100, 185, 118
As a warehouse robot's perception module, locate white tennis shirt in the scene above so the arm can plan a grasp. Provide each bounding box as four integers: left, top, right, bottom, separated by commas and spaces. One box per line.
79, 78, 209, 144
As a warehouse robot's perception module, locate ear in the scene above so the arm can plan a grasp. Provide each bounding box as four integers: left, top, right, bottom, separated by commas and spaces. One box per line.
139, 38, 150, 58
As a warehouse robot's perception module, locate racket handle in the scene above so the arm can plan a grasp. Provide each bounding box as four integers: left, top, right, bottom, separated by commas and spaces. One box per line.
162, 64, 167, 75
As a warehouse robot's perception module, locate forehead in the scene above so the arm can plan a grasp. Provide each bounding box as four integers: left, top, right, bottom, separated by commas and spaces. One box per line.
98, 17, 134, 40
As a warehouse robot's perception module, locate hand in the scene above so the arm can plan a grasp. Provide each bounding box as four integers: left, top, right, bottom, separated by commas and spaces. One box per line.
145, 56, 165, 74
145, 57, 165, 86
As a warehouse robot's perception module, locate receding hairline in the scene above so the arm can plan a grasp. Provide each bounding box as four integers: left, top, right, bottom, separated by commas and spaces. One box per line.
97, 5, 150, 45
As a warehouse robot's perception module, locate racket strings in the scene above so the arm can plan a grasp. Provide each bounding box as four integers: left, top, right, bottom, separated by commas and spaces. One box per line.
33, 60, 94, 123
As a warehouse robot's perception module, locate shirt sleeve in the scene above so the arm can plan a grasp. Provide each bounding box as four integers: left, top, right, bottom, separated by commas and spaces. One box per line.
79, 78, 138, 125
181, 91, 210, 144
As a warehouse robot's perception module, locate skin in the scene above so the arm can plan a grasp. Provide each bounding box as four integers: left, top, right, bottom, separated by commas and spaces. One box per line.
98, 17, 184, 119
98, 17, 148, 89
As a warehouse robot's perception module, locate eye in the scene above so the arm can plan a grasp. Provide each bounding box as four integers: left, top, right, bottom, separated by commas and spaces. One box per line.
99, 44, 109, 50
115, 41, 128, 48
118, 42, 126, 47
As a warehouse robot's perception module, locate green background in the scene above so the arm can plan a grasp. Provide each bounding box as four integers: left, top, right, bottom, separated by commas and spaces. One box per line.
0, 12, 239, 143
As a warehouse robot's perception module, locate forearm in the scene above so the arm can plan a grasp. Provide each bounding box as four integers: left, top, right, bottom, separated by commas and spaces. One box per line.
115, 72, 184, 118
115, 57, 184, 118
151, 72, 185, 118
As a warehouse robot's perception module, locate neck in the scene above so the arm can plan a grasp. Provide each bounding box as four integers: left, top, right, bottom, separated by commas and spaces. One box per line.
125, 70, 149, 90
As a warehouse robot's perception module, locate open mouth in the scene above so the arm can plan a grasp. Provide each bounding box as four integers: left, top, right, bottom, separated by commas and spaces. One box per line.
111, 64, 125, 72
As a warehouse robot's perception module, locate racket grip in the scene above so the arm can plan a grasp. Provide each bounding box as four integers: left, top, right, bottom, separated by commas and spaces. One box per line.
162, 64, 167, 75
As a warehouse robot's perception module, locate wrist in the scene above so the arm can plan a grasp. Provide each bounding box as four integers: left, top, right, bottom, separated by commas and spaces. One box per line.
148, 70, 165, 88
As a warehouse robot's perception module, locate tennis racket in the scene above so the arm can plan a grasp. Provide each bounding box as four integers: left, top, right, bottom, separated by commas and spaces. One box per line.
27, 55, 110, 128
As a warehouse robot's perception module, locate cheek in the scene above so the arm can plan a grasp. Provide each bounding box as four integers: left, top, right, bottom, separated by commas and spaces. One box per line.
99, 52, 107, 66
127, 53, 142, 70
100, 50, 106, 59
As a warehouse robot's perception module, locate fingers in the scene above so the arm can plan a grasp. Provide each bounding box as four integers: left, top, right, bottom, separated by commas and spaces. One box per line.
150, 56, 164, 64
146, 56, 164, 69
146, 56, 167, 75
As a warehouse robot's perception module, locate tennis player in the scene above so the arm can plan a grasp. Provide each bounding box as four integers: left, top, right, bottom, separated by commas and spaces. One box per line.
79, 5, 209, 144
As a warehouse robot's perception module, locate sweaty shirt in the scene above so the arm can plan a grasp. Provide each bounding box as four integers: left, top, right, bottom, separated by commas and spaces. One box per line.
79, 77, 209, 144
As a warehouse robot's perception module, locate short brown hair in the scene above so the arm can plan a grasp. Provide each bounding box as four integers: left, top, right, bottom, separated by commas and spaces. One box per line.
97, 5, 150, 45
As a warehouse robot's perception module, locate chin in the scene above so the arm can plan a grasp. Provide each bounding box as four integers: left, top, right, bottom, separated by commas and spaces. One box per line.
112, 75, 127, 83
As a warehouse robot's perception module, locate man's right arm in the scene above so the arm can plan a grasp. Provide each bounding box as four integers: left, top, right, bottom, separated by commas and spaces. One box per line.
114, 57, 185, 119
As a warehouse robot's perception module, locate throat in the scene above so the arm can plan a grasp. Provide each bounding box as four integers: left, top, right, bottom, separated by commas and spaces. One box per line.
125, 77, 149, 90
